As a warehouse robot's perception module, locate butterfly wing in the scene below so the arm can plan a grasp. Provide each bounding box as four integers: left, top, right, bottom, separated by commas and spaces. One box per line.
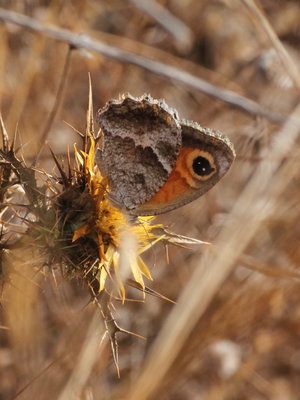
134, 120, 235, 215
96, 94, 182, 211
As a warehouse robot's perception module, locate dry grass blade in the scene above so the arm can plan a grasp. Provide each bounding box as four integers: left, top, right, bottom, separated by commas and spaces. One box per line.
0, 7, 289, 124
239, 254, 300, 280
126, 279, 176, 304
34, 45, 73, 163
86, 73, 94, 140
10, 355, 67, 400
5, 34, 46, 134
0, 114, 9, 150
242, 0, 300, 88
57, 311, 104, 400
129, 0, 194, 51
119, 102, 300, 400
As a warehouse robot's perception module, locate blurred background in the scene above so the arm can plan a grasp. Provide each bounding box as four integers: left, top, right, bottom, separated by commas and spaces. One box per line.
1, 1, 300, 399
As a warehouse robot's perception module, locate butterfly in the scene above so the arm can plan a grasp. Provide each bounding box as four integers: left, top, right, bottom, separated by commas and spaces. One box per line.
96, 94, 235, 216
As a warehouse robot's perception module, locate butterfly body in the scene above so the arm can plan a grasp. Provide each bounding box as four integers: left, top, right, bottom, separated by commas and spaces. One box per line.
96, 94, 235, 216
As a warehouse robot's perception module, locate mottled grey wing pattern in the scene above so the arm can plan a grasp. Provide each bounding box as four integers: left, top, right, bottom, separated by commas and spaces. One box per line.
96, 94, 182, 210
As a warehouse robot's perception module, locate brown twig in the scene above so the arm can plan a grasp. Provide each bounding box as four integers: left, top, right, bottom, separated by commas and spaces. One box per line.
0, 7, 290, 124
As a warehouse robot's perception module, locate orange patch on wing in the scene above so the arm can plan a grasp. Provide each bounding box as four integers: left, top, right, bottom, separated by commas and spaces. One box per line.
145, 147, 197, 206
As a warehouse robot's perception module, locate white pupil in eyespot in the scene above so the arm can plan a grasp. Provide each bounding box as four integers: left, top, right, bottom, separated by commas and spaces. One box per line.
192, 156, 215, 176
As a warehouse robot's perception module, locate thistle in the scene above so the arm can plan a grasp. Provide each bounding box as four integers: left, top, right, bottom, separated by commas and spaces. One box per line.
0, 83, 206, 373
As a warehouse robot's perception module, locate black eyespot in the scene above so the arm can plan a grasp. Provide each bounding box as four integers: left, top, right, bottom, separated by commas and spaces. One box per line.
192, 156, 215, 176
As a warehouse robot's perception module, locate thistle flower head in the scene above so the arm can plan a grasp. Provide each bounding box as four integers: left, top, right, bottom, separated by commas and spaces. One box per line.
71, 130, 163, 301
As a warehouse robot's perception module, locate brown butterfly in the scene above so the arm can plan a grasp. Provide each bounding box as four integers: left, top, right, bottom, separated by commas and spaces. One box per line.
96, 94, 235, 216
